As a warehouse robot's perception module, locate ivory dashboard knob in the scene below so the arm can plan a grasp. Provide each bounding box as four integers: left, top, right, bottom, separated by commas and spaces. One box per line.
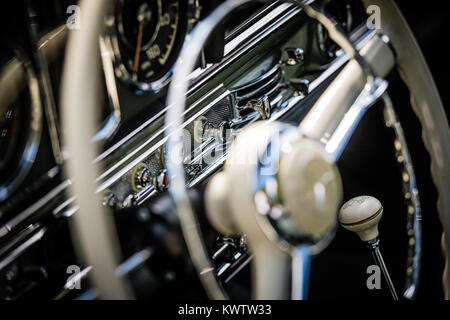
338, 196, 383, 242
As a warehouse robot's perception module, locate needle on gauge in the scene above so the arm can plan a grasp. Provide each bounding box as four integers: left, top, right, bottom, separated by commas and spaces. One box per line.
133, 3, 152, 77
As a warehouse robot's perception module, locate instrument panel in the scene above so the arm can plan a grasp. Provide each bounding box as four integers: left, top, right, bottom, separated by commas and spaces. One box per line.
0, 0, 367, 218
106, 0, 189, 93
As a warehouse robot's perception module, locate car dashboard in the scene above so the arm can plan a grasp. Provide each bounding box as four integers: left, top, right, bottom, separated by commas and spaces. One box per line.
0, 0, 448, 301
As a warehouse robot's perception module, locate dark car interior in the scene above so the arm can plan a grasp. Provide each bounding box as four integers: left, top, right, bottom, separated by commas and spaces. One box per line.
0, 0, 449, 301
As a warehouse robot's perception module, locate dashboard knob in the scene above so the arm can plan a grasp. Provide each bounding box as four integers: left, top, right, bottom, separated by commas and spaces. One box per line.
131, 162, 151, 192
283, 47, 305, 66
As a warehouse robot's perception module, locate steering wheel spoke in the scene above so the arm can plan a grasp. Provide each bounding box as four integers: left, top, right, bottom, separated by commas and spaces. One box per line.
299, 35, 395, 162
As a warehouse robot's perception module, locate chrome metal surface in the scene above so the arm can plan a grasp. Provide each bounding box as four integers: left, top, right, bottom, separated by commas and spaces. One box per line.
0, 180, 71, 239
291, 245, 310, 300
97, 89, 230, 192
283, 47, 305, 66
0, 228, 46, 271
94, 37, 122, 142
324, 77, 388, 161
382, 94, 422, 300
28, 8, 63, 165
368, 239, 399, 300
187, 2, 299, 95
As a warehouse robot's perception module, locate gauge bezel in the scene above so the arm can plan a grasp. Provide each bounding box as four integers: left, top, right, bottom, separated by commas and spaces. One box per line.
0, 51, 43, 201
103, 0, 193, 94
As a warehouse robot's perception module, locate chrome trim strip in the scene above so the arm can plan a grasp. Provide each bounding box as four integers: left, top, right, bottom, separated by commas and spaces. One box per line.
0, 181, 71, 239
224, 255, 253, 283
186, 159, 225, 189
224, 3, 293, 56
187, 3, 298, 95
30, 20, 64, 165
93, 37, 122, 143
382, 94, 422, 299
52, 196, 76, 216
116, 247, 153, 277
225, 1, 282, 41
96, 89, 231, 192
96, 84, 224, 163
0, 224, 40, 257
232, 64, 281, 94
0, 228, 46, 271
135, 187, 157, 206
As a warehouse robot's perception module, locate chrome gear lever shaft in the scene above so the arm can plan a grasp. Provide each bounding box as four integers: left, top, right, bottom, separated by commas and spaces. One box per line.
368, 239, 399, 300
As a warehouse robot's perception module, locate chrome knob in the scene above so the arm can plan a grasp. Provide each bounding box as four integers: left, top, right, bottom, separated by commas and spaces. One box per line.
284, 47, 305, 66
131, 163, 151, 192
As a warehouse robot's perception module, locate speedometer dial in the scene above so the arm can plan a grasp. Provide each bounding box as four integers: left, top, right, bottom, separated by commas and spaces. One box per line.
106, 0, 189, 93
0, 51, 42, 201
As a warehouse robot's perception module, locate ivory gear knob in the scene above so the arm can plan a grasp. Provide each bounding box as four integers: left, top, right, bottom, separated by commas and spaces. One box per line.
338, 196, 383, 242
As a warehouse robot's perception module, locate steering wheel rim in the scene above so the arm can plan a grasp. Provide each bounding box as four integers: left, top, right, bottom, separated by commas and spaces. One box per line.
61, 0, 450, 299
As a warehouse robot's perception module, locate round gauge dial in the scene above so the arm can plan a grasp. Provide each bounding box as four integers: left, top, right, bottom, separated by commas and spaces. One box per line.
0, 53, 42, 201
0, 102, 21, 172
109, 0, 188, 93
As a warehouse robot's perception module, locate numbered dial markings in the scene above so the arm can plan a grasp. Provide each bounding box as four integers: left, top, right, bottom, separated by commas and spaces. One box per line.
114, 0, 184, 90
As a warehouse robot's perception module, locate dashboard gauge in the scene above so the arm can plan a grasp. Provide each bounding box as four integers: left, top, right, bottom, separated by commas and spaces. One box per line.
0, 102, 21, 171
105, 0, 190, 93
0, 52, 42, 201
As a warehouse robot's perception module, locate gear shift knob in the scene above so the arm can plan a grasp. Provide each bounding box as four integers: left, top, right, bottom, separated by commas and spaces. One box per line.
338, 196, 383, 242
338, 195, 399, 300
